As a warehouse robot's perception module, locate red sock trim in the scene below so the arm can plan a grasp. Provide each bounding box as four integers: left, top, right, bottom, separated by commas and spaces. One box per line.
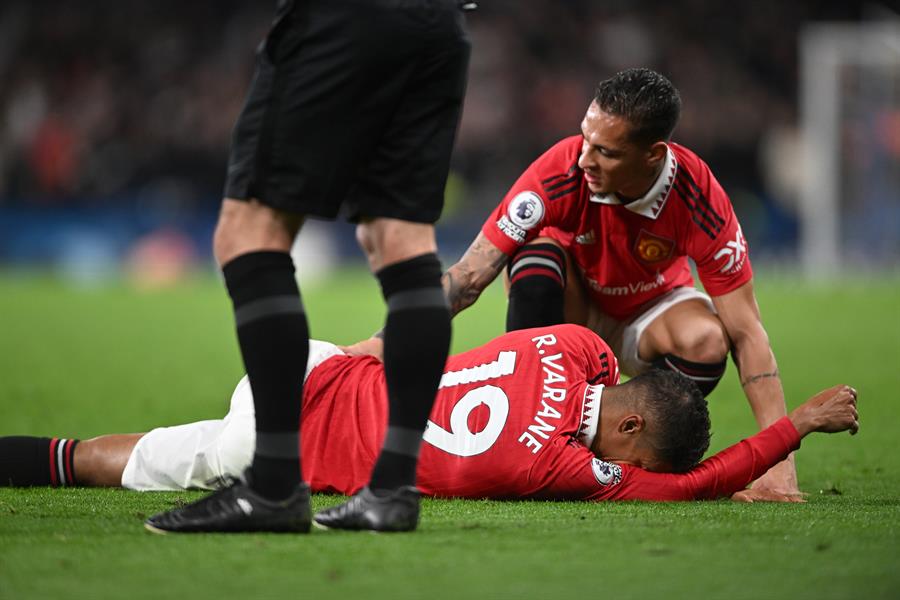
64, 440, 76, 486
510, 266, 563, 287
48, 438, 59, 487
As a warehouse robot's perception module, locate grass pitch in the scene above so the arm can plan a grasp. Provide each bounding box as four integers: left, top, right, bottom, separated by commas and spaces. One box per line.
0, 269, 898, 599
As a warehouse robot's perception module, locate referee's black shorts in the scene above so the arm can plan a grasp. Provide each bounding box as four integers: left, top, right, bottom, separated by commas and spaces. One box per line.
224, 0, 471, 224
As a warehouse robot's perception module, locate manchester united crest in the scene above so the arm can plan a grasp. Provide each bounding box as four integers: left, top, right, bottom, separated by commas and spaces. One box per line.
634, 229, 675, 264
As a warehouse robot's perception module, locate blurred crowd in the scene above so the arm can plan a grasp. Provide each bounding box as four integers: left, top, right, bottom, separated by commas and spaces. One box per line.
0, 0, 883, 246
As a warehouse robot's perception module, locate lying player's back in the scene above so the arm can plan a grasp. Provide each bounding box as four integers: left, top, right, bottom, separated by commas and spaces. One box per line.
298, 324, 617, 497
417, 324, 617, 497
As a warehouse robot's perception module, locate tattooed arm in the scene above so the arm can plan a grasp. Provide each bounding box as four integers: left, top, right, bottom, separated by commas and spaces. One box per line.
442, 232, 510, 317
712, 280, 799, 499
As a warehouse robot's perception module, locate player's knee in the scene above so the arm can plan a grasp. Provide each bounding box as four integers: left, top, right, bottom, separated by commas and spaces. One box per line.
506, 242, 567, 331
671, 318, 729, 364
357, 219, 437, 272
213, 199, 302, 265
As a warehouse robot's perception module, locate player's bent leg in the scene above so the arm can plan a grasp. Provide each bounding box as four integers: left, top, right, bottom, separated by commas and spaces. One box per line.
637, 297, 729, 396
315, 219, 447, 532
505, 239, 568, 331
503, 238, 591, 331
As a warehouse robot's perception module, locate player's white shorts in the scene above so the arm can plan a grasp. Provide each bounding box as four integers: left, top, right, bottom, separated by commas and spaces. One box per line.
121, 340, 344, 491
585, 287, 715, 377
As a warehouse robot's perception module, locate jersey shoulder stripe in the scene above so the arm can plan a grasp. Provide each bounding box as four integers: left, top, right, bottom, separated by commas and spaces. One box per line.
673, 170, 724, 240
586, 351, 612, 385
677, 168, 725, 226
541, 162, 580, 201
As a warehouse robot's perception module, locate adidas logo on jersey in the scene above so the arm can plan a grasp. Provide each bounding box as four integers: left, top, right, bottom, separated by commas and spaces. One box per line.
575, 230, 596, 245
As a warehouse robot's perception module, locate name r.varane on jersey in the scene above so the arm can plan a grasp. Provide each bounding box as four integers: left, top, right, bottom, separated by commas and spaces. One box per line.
519, 333, 568, 454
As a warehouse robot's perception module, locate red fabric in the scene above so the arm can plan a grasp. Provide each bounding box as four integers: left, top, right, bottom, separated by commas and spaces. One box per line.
481, 137, 753, 320
48, 438, 59, 487
585, 417, 801, 501
64, 440, 75, 486
299, 324, 618, 498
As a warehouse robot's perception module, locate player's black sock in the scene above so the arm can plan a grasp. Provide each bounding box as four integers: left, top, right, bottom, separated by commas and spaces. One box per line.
506, 243, 567, 332
652, 354, 727, 397
222, 251, 307, 500
369, 253, 450, 492
0, 437, 79, 487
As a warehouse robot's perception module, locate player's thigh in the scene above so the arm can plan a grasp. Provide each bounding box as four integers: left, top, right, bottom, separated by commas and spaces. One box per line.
346, 3, 470, 226
638, 297, 729, 363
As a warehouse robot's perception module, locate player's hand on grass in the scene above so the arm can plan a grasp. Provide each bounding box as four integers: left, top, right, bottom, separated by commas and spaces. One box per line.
746, 458, 803, 502
789, 385, 859, 437
730, 488, 805, 503
338, 337, 385, 361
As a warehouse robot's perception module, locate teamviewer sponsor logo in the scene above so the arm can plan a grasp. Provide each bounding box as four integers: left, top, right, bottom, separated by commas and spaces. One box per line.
714, 227, 747, 274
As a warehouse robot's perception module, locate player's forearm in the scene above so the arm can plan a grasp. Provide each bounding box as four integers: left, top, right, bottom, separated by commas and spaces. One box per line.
732, 332, 786, 429
442, 233, 508, 317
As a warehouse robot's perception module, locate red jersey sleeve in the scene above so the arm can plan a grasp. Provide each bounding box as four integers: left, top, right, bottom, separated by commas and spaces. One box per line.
534, 417, 801, 501
605, 417, 800, 501
481, 136, 584, 256
674, 145, 754, 297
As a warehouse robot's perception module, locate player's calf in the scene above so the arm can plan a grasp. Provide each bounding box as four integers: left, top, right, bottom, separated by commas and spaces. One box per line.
506, 242, 567, 331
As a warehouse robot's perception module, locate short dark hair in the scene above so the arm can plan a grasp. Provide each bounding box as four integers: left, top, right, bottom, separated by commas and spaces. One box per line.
624, 369, 710, 473
593, 68, 682, 145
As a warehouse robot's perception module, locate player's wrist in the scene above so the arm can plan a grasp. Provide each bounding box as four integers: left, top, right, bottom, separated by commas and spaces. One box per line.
787, 408, 815, 438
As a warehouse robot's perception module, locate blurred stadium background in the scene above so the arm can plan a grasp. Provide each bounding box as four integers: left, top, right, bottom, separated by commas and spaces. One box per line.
0, 0, 897, 285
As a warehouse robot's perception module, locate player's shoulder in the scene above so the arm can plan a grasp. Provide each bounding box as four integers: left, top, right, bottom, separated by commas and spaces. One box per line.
668, 141, 732, 215
527, 135, 582, 182
669, 142, 709, 174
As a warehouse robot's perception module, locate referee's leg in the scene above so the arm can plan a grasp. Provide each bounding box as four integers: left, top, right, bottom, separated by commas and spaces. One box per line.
144, 198, 312, 534
313, 219, 449, 533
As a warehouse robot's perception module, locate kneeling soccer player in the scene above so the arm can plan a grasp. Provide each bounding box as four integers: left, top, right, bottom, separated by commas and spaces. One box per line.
0, 325, 858, 512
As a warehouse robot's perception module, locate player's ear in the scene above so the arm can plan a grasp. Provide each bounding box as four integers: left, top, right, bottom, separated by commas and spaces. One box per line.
619, 414, 645, 436
646, 141, 667, 165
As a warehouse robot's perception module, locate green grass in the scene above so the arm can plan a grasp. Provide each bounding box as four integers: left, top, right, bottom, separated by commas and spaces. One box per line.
1, 269, 899, 599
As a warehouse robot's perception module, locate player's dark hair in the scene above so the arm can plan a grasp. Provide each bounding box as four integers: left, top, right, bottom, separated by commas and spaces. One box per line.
625, 369, 710, 473
593, 68, 681, 145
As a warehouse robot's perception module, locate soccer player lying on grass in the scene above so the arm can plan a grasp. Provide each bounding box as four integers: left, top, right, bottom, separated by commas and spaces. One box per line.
0, 325, 857, 510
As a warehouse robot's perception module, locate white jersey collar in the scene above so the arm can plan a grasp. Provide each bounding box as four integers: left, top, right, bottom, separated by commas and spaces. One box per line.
577, 383, 603, 448
588, 145, 678, 219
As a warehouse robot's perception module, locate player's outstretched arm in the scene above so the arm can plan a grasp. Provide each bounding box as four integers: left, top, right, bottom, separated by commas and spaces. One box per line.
731, 384, 858, 502
712, 281, 799, 498
442, 232, 509, 317
614, 385, 858, 502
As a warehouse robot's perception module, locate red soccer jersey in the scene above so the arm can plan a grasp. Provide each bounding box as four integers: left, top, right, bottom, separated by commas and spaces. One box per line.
481, 136, 753, 320
298, 325, 801, 501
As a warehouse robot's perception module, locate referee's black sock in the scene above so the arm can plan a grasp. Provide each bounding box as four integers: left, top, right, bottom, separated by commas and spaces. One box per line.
222, 251, 307, 500
505, 243, 567, 332
369, 253, 450, 492
0, 436, 80, 487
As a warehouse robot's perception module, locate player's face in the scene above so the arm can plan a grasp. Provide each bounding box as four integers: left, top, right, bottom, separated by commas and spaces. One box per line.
577, 102, 659, 200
